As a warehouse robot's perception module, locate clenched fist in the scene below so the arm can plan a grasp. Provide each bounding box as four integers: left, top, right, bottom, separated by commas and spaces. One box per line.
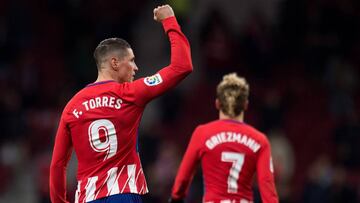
153, 5, 175, 22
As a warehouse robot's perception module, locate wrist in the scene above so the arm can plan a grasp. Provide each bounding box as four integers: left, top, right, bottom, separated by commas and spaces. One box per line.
162, 16, 180, 33
161, 16, 176, 24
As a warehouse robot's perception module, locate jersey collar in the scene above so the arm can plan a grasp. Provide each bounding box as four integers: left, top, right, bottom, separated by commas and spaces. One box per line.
220, 119, 246, 125
86, 80, 115, 87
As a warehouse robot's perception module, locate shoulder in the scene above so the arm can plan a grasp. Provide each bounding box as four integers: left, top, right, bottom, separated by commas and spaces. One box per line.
243, 124, 270, 146
60, 88, 86, 119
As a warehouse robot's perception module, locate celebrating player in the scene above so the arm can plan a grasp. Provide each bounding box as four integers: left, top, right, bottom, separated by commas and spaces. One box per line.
49, 5, 192, 203
170, 73, 278, 203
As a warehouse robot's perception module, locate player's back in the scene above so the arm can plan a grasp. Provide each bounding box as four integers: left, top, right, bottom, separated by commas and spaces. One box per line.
64, 81, 142, 170
62, 80, 148, 202
196, 119, 268, 203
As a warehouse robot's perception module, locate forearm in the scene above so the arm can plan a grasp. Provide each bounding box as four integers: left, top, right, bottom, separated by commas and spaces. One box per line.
257, 144, 279, 203
130, 6, 193, 106
50, 164, 69, 203
258, 178, 279, 203
50, 119, 72, 203
172, 176, 193, 200
171, 144, 199, 199
171, 157, 196, 200
162, 16, 193, 74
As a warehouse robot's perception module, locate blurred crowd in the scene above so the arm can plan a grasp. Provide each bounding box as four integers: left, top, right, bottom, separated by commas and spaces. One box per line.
0, 0, 359, 202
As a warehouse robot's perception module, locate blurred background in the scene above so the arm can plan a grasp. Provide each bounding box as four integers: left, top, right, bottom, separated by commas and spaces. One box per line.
0, 0, 359, 202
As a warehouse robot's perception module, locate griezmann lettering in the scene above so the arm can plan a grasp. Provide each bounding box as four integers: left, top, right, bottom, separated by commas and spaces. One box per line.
205, 131, 261, 153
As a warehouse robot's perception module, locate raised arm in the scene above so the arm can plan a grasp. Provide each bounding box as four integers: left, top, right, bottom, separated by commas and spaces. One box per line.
154, 5, 192, 73
125, 5, 193, 106
49, 116, 73, 203
256, 139, 279, 203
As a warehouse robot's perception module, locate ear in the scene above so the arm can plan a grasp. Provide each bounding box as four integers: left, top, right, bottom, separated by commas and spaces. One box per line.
110, 57, 119, 71
215, 99, 221, 110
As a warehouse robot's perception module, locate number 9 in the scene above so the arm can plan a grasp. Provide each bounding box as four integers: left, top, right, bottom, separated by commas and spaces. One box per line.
88, 119, 118, 161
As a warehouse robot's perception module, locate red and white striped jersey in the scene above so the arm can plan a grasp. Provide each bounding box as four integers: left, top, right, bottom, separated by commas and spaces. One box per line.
50, 16, 192, 203
171, 119, 278, 203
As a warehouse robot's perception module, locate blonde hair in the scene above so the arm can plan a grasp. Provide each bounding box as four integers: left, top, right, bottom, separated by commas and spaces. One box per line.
216, 73, 249, 118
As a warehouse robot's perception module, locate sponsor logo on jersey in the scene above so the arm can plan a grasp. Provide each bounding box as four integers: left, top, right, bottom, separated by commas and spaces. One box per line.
144, 73, 163, 86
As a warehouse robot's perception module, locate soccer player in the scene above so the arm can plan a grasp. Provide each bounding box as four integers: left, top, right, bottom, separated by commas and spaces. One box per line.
169, 73, 278, 203
49, 5, 192, 203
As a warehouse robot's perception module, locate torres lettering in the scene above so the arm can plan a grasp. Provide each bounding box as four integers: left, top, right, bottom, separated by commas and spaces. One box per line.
83, 96, 122, 110
72, 96, 123, 119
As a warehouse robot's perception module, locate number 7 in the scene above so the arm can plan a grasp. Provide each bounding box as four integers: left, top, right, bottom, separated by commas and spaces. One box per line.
221, 152, 245, 193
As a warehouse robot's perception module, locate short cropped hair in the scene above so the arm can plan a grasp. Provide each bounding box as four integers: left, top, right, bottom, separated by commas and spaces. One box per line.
216, 73, 249, 118
93, 38, 131, 69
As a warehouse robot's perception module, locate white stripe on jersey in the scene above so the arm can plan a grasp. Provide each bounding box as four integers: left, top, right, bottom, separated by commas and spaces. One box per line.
75, 181, 81, 203
138, 185, 144, 194
93, 166, 121, 200
78, 164, 148, 202
120, 164, 136, 193
85, 176, 98, 202
94, 168, 113, 200
135, 168, 142, 186
127, 164, 138, 193
106, 167, 120, 195
106, 165, 125, 196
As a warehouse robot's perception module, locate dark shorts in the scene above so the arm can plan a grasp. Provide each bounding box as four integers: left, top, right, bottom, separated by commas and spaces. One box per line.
88, 193, 143, 203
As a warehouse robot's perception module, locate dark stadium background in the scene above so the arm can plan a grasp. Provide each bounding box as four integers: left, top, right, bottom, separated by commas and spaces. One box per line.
0, 0, 359, 202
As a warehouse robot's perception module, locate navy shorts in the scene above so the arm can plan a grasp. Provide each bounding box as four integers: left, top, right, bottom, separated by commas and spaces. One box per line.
88, 193, 143, 203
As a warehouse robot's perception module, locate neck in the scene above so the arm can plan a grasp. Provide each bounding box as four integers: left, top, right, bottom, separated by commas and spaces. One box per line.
96, 69, 116, 83
219, 110, 244, 122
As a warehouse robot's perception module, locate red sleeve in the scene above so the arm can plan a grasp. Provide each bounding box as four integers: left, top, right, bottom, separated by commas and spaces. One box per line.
171, 127, 202, 200
127, 16, 193, 106
49, 116, 73, 203
256, 139, 279, 203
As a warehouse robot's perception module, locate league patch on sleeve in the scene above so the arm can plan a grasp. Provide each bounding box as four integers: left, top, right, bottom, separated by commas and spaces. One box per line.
143, 73, 163, 86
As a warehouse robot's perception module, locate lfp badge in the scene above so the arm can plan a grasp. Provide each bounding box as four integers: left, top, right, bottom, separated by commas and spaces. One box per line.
144, 73, 163, 86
